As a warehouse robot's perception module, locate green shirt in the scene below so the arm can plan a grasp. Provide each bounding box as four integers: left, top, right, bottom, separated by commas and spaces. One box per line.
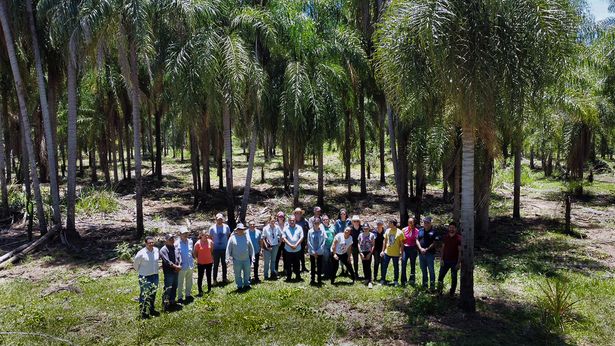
323, 225, 335, 248
384, 228, 404, 257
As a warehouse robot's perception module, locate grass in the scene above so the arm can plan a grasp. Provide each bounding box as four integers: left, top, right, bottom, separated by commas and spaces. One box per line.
75, 186, 119, 215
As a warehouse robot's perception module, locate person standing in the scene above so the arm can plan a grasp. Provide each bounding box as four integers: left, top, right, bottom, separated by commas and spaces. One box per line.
330, 227, 356, 284
372, 220, 385, 283
349, 215, 362, 279
261, 216, 282, 280
193, 230, 214, 295
209, 213, 231, 285
176, 226, 194, 303
226, 223, 255, 291
380, 220, 404, 286
294, 208, 310, 272
438, 222, 462, 296
248, 221, 262, 283
282, 215, 304, 282
160, 234, 181, 311
275, 211, 287, 275
322, 215, 336, 280
308, 206, 325, 230
401, 218, 419, 286
133, 236, 160, 319
358, 222, 376, 288
417, 216, 437, 290
307, 218, 326, 285
334, 209, 351, 276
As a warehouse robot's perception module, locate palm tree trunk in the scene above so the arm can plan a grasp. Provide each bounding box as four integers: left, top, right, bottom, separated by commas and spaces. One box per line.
189, 128, 199, 204
0, 0, 47, 234
397, 131, 409, 226
240, 124, 257, 223
223, 102, 235, 228
200, 112, 211, 192
387, 103, 400, 193
453, 146, 461, 224
513, 140, 521, 219
293, 144, 300, 207
379, 104, 386, 184
345, 108, 351, 197
358, 89, 367, 196
155, 107, 162, 180
459, 126, 476, 313
0, 93, 8, 214
282, 137, 289, 192
317, 143, 324, 207
25, 0, 61, 228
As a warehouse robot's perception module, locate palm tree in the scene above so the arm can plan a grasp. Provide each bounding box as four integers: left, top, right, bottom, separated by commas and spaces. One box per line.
0, 0, 48, 234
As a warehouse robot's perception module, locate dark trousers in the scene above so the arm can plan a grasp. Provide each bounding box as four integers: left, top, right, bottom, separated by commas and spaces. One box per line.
213, 249, 227, 282
253, 253, 260, 281
162, 270, 178, 309
331, 253, 355, 284
373, 250, 382, 281
138, 274, 158, 315
301, 239, 307, 271
361, 251, 372, 283
276, 245, 284, 273
310, 255, 323, 283
352, 245, 359, 278
401, 246, 418, 285
284, 250, 301, 280
438, 260, 459, 294
197, 263, 213, 293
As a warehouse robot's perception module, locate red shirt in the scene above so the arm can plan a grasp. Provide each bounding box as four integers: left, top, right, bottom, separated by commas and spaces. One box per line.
194, 239, 214, 265
442, 233, 462, 262
403, 227, 419, 247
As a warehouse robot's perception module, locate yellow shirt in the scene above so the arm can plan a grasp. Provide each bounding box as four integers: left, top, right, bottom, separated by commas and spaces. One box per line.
384, 228, 404, 257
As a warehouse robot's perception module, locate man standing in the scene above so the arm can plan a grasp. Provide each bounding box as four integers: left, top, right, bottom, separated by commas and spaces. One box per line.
133, 236, 160, 319
226, 223, 255, 291
176, 226, 194, 303
349, 215, 362, 278
438, 222, 462, 296
160, 234, 181, 312
262, 216, 282, 280
282, 215, 304, 281
307, 217, 326, 285
209, 213, 231, 284
247, 220, 262, 283
308, 206, 324, 230
294, 208, 309, 273
380, 220, 404, 286
417, 216, 437, 290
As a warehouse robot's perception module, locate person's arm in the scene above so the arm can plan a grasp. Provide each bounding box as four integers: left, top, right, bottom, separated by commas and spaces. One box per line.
248, 237, 254, 262
381, 232, 388, 257
133, 251, 142, 271
307, 230, 314, 255
193, 243, 198, 260
440, 241, 446, 264
226, 237, 234, 262
456, 236, 462, 269
159, 248, 171, 267
319, 232, 326, 255
416, 236, 425, 253
295, 232, 304, 248
331, 237, 338, 259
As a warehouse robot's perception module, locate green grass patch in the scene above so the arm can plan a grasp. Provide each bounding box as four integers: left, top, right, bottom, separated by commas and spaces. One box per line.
75, 186, 120, 215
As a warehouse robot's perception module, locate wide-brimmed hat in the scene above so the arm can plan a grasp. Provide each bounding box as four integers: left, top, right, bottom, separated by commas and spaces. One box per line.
215, 213, 225, 221
179, 226, 189, 234
351, 215, 361, 222
164, 233, 175, 241
293, 207, 305, 215
235, 223, 247, 231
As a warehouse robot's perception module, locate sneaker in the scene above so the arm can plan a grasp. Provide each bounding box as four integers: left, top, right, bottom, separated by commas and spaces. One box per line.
368, 282, 373, 289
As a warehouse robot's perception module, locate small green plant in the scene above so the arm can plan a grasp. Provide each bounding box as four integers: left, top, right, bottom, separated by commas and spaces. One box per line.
75, 186, 119, 215
537, 277, 579, 333
115, 242, 141, 261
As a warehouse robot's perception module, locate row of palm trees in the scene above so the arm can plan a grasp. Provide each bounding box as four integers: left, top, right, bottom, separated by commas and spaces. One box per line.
0, 0, 613, 312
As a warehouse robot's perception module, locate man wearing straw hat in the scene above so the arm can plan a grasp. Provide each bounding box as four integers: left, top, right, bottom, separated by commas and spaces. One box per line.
226, 223, 255, 291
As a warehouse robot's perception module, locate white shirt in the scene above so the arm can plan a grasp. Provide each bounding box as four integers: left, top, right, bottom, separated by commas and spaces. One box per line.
262, 224, 282, 246
333, 233, 353, 255
133, 247, 159, 276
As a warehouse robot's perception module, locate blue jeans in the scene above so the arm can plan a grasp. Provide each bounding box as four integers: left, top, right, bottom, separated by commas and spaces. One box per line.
138, 274, 158, 315
162, 270, 178, 307
233, 259, 251, 289
419, 252, 436, 288
438, 260, 459, 294
401, 246, 418, 285
263, 245, 279, 278
322, 246, 332, 279
381, 254, 399, 284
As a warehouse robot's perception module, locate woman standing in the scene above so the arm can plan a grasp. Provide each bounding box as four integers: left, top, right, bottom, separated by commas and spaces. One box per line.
322, 215, 336, 279
330, 227, 356, 284
261, 216, 282, 280
358, 222, 376, 288
334, 209, 351, 276
401, 218, 419, 286
275, 211, 287, 275
372, 220, 385, 283
193, 230, 214, 295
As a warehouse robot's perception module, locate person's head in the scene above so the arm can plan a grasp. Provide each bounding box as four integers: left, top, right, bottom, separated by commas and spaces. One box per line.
389, 219, 398, 229
289, 215, 296, 226
200, 230, 208, 240
376, 220, 384, 232
423, 216, 433, 230
343, 226, 351, 238
248, 220, 256, 230
448, 221, 457, 235
362, 222, 370, 233
312, 217, 321, 229
407, 217, 415, 229
235, 223, 247, 235
165, 233, 175, 246
293, 208, 304, 219
179, 226, 189, 240
145, 236, 155, 251
277, 211, 285, 223
339, 208, 347, 220
215, 213, 224, 226
313, 206, 322, 216
351, 215, 361, 227
322, 214, 330, 226
269, 216, 276, 226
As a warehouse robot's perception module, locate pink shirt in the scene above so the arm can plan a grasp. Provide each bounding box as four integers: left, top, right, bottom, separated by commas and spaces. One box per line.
403, 227, 419, 247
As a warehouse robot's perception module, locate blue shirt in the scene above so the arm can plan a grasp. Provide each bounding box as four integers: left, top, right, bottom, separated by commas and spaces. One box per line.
226, 233, 254, 262
209, 224, 231, 250
334, 219, 351, 234
248, 229, 261, 253
177, 238, 194, 269
283, 225, 303, 253
308, 229, 326, 255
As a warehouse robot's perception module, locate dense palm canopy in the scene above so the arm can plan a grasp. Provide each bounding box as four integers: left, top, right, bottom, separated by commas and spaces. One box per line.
0, 0, 613, 314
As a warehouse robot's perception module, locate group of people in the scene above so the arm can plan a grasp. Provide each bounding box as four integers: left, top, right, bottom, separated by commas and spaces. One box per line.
132, 207, 462, 319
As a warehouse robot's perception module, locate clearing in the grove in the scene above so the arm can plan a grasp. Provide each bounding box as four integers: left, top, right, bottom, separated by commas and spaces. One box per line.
0, 151, 614, 346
